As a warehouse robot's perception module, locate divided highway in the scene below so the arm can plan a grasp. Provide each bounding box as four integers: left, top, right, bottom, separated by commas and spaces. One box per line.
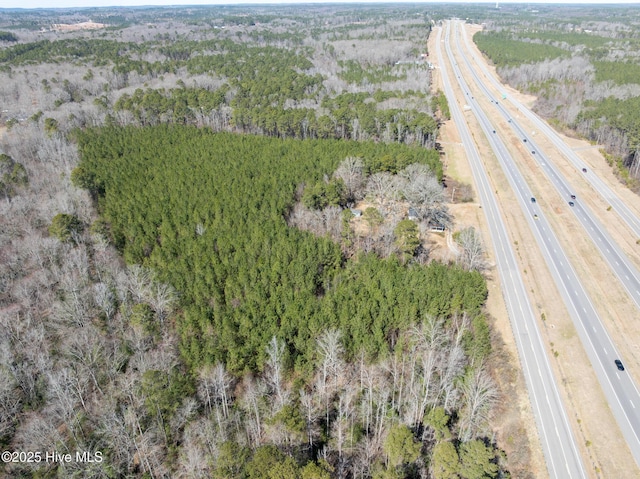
444, 19, 640, 471
451, 22, 640, 314
458, 25, 640, 240
435, 25, 586, 479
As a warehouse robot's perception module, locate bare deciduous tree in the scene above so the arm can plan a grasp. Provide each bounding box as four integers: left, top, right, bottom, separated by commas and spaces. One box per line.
334, 156, 365, 202
317, 329, 345, 430
300, 387, 322, 449
404, 316, 446, 426
147, 282, 177, 324
458, 366, 498, 442
456, 226, 488, 272
94, 282, 116, 320
127, 265, 153, 303
241, 375, 266, 446
175, 418, 217, 478
265, 336, 288, 411
401, 163, 444, 216
365, 172, 397, 205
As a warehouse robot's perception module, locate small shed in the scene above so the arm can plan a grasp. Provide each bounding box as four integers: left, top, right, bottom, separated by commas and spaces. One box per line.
350, 208, 362, 218
428, 221, 446, 232
407, 207, 419, 221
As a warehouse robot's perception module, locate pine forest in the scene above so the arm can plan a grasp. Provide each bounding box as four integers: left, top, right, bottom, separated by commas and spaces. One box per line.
6, 3, 638, 478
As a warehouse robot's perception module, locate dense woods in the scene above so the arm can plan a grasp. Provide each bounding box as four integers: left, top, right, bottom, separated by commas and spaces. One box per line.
0, 4, 534, 478
73, 125, 483, 375
474, 32, 568, 67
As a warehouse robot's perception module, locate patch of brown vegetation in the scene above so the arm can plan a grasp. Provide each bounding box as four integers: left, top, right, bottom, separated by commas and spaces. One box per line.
51, 21, 106, 32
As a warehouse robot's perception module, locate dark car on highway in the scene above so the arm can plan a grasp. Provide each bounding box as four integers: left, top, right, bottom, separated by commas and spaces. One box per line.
615, 359, 625, 371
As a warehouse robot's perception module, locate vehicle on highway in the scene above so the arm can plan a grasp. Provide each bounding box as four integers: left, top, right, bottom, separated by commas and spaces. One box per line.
523, 138, 527, 142
534, 214, 539, 220
570, 194, 576, 200
532, 151, 536, 154
569, 201, 575, 207
615, 359, 625, 371
582, 168, 587, 173
531, 197, 536, 203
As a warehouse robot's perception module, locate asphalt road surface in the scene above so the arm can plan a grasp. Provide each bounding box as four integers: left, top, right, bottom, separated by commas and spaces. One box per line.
453, 24, 640, 316
445, 19, 640, 471
436, 24, 586, 479
458, 25, 640, 240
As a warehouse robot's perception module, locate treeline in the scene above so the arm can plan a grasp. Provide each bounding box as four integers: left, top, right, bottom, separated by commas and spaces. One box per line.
574, 96, 640, 179
480, 31, 640, 87
0, 30, 17, 42
113, 85, 229, 124
473, 31, 568, 67
338, 59, 406, 84
593, 60, 640, 86
506, 30, 613, 51
432, 90, 450, 120
0, 38, 145, 65
185, 43, 320, 108
111, 86, 438, 145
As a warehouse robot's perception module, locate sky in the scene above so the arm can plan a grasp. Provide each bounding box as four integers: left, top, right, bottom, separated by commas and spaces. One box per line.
5, 0, 640, 10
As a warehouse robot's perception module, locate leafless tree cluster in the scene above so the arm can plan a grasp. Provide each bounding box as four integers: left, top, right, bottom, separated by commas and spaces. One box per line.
456, 226, 488, 272
334, 156, 365, 202
289, 159, 454, 263
288, 203, 344, 243
495, 51, 640, 180
172, 320, 498, 478
399, 163, 448, 223
0, 119, 195, 477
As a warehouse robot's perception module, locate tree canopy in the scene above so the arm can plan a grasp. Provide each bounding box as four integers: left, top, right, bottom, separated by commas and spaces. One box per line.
74, 125, 485, 374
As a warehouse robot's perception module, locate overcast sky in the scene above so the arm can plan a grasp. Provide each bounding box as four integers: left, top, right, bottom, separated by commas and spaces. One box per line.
6, 0, 640, 10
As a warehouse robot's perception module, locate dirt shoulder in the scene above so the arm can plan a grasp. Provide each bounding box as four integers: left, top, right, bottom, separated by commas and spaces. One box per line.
449, 21, 640, 479
429, 26, 549, 479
